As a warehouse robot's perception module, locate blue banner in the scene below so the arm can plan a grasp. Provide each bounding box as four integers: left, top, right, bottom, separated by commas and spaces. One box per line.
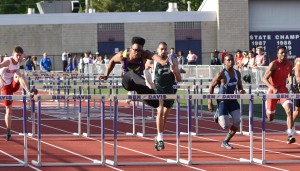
249, 31, 300, 62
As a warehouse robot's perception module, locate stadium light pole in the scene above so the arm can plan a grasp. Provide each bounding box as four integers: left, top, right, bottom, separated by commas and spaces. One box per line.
85, 0, 89, 13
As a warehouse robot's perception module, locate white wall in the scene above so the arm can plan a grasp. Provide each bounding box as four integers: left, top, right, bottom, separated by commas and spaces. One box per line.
249, 0, 300, 31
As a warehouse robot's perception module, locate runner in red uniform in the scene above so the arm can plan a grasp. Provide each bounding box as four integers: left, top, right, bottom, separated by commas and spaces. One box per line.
263, 46, 295, 144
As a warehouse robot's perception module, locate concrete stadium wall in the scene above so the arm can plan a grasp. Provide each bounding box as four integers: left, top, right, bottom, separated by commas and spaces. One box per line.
201, 21, 217, 65
124, 22, 175, 52
0, 25, 62, 56
217, 0, 249, 52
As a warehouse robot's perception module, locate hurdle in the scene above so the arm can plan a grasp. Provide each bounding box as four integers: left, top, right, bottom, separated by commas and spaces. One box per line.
105, 94, 180, 166
31, 94, 108, 167
180, 94, 254, 165
0, 95, 29, 167
252, 94, 300, 164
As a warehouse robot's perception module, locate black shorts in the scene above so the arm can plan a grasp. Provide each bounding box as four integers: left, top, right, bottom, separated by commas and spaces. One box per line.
294, 84, 300, 107
155, 86, 175, 108
122, 71, 159, 108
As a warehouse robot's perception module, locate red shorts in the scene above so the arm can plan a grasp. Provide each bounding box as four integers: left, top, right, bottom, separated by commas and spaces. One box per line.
1, 80, 20, 106
266, 86, 292, 114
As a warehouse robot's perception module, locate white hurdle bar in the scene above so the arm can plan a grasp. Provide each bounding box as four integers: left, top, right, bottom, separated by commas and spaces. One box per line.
31, 95, 108, 167
0, 95, 29, 167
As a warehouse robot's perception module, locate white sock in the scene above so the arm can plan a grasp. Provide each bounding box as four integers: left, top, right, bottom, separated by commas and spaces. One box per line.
287, 129, 293, 136
144, 69, 154, 89
292, 126, 296, 135
156, 133, 163, 141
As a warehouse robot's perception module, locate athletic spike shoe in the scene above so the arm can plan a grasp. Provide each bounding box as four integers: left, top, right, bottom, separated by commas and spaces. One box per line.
5, 134, 11, 141
156, 141, 165, 151
221, 141, 233, 149
287, 136, 296, 144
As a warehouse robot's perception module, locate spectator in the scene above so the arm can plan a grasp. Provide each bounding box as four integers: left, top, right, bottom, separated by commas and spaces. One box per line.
186, 50, 198, 65
235, 50, 243, 70
32, 56, 39, 71
78, 54, 84, 73
220, 49, 228, 63
254, 46, 266, 67
103, 55, 110, 65
62, 50, 68, 72
177, 50, 186, 73
177, 50, 185, 65
94, 55, 104, 65
253, 46, 267, 84
168, 47, 177, 59
83, 52, 90, 73
40, 52, 52, 72
211, 51, 222, 65
66, 55, 73, 72
88, 53, 94, 64
252, 46, 258, 57
25, 56, 34, 71
72, 55, 78, 72
241, 51, 251, 83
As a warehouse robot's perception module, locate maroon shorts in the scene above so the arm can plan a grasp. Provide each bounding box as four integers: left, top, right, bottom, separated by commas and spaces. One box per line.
2, 80, 20, 106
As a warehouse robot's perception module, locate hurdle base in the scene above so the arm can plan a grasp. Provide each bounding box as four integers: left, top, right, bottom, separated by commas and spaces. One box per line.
252, 158, 265, 164
125, 132, 136, 136
27, 133, 36, 138
180, 132, 196, 136
105, 159, 117, 166
182, 158, 251, 165
136, 132, 145, 137
262, 160, 300, 164
106, 159, 178, 166
32, 160, 104, 167
0, 163, 27, 167
180, 159, 192, 165
241, 131, 250, 136
82, 132, 90, 137
73, 132, 81, 136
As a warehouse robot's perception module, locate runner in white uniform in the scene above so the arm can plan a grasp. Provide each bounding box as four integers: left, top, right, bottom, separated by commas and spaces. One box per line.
0, 46, 33, 141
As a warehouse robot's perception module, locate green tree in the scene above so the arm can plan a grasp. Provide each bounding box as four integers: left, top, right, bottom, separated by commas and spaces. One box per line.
0, 0, 40, 14
0, 0, 203, 14
91, 0, 202, 12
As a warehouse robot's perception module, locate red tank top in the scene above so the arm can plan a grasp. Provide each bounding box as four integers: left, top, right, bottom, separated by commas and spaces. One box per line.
269, 59, 290, 88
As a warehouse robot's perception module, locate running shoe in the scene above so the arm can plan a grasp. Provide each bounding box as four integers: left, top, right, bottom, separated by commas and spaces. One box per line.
154, 137, 165, 151
221, 141, 233, 149
287, 136, 296, 144
5, 134, 11, 141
